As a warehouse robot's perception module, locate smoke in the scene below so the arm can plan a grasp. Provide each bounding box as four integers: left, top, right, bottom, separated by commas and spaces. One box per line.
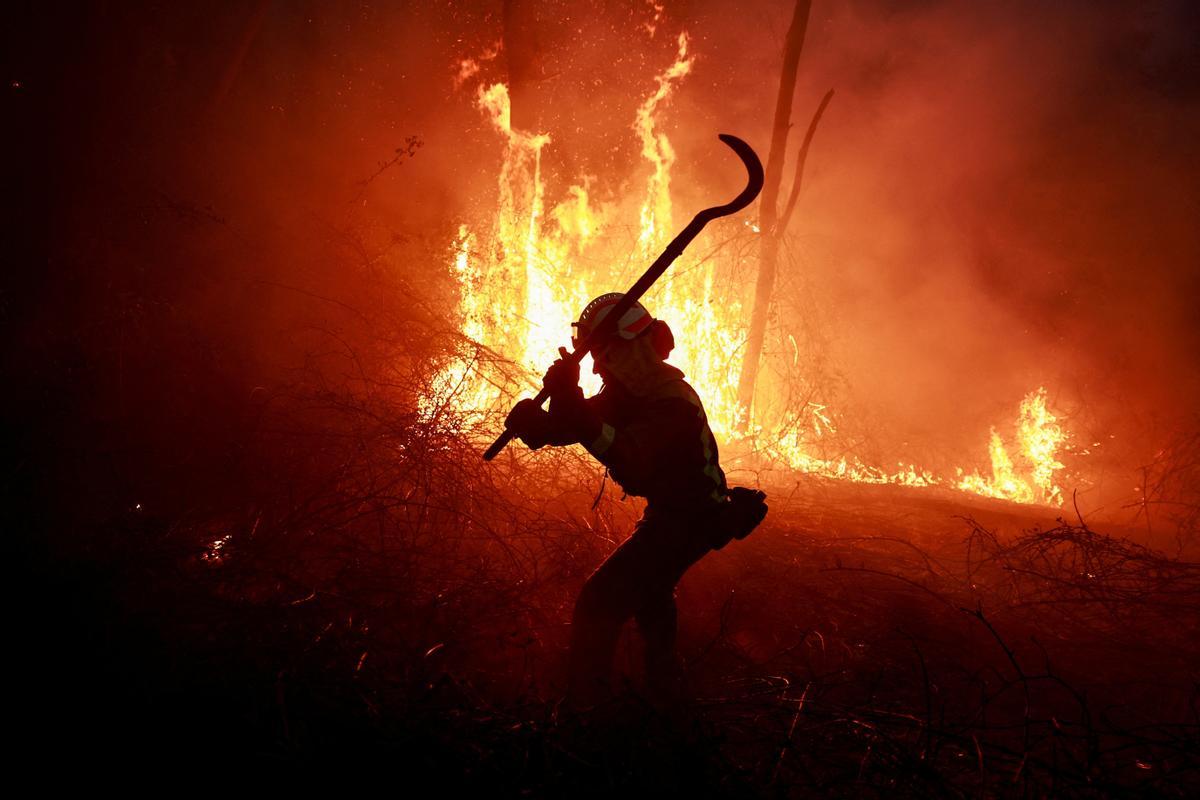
680, 0, 1200, 455
430, 0, 1200, 504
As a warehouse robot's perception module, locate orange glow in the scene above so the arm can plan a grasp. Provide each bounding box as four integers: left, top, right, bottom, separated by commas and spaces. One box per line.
635, 32, 692, 254
428, 44, 1074, 507
956, 388, 1066, 505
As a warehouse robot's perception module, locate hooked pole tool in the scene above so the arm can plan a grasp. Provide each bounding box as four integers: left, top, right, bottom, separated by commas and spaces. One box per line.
483, 133, 764, 461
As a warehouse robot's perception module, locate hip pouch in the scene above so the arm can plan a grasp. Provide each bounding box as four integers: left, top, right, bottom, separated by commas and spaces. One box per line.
711, 487, 768, 550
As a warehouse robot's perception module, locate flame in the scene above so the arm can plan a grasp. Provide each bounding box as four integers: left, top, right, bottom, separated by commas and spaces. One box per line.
635, 32, 692, 254
424, 83, 598, 407
429, 41, 1074, 507
956, 387, 1066, 505
643, 0, 667, 37
202, 533, 231, 564
1020, 387, 1067, 502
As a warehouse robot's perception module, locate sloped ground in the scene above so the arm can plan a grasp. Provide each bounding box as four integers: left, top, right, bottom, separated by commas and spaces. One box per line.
17, 447, 1198, 795
675, 482, 1199, 796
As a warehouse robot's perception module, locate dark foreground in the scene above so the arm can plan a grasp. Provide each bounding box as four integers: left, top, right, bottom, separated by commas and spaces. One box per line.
14, 459, 1199, 795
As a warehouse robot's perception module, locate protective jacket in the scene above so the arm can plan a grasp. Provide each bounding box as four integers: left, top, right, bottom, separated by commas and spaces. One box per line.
516, 365, 728, 512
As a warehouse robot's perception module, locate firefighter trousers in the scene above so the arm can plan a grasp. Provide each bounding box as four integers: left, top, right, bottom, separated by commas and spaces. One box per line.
566, 506, 715, 708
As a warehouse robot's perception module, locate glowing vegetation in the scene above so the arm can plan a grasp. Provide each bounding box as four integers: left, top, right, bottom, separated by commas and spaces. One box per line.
426, 44, 1070, 507
957, 388, 1066, 505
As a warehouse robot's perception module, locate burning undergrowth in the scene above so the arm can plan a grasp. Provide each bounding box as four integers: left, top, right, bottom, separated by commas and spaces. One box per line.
429, 19, 1087, 508
11, 201, 1198, 790
14, 242, 1195, 789
26, 374, 1198, 794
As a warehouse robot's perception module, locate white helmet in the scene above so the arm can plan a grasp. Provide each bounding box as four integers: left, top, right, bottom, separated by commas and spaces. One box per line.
571, 293, 654, 348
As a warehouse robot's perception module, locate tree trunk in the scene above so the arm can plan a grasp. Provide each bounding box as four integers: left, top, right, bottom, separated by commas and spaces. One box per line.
502, 0, 543, 132
736, 0, 811, 429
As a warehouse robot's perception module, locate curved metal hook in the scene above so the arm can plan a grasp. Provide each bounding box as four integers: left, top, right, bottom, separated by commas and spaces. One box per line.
703, 133, 765, 219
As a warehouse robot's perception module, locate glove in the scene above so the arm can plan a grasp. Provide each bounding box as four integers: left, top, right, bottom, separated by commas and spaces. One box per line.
505, 398, 550, 449
542, 347, 580, 401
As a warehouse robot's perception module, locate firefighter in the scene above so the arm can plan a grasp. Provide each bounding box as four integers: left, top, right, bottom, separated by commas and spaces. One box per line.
505, 293, 766, 709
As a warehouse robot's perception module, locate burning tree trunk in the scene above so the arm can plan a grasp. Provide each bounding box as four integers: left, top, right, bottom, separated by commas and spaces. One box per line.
736, 0, 831, 430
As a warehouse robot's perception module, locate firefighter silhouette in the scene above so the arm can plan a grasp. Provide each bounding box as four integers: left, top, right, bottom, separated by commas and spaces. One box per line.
506, 293, 766, 708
